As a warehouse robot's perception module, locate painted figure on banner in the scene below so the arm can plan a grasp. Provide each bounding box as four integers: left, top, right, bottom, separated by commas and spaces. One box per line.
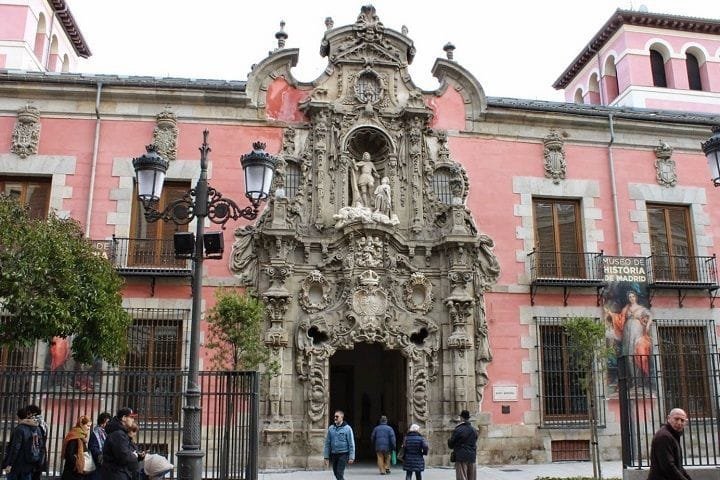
604, 282, 654, 393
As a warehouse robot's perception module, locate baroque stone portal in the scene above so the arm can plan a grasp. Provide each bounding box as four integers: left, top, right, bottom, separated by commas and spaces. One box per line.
233, 5, 499, 469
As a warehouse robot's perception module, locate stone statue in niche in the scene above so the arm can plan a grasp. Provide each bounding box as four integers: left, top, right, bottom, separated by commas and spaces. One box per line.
373, 177, 391, 217
352, 152, 378, 207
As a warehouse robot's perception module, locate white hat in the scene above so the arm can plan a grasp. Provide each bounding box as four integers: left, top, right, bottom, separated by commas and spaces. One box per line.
409, 423, 420, 432
143, 454, 174, 478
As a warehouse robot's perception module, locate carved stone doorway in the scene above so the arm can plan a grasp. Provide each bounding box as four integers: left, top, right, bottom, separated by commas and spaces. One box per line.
329, 343, 407, 461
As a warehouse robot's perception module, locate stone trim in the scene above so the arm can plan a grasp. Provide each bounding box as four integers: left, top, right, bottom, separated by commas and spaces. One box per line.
513, 177, 603, 284
0, 154, 75, 218
110, 157, 201, 237
627, 183, 710, 256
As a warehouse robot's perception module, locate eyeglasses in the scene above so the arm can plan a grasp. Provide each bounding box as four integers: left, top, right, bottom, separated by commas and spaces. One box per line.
334, 415, 340, 419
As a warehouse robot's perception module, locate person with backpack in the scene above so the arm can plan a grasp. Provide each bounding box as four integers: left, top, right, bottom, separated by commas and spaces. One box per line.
61, 415, 93, 479
24, 405, 48, 480
1, 407, 45, 480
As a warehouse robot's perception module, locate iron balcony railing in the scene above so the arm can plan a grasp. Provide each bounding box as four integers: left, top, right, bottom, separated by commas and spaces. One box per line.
646, 254, 719, 287
528, 250, 605, 285
92, 237, 191, 276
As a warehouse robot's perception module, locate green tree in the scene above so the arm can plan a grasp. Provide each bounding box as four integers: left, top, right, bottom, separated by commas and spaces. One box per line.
0, 194, 131, 364
204, 288, 278, 374
564, 316, 614, 480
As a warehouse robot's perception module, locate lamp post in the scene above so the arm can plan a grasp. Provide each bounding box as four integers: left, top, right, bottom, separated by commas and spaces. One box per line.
132, 130, 277, 480
702, 125, 720, 187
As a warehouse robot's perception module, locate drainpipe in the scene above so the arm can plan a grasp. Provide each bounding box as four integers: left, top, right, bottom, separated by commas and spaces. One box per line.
607, 113, 622, 255
84, 81, 102, 238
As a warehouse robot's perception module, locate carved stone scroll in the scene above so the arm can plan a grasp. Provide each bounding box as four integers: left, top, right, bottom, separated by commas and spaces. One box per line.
152, 109, 178, 161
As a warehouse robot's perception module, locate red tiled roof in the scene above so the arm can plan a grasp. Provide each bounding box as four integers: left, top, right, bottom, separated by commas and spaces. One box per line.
49, 0, 91, 58
552, 9, 720, 89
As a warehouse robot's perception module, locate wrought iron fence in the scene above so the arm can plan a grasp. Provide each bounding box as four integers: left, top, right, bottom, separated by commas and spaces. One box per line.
528, 250, 605, 283
0, 370, 259, 479
618, 352, 720, 468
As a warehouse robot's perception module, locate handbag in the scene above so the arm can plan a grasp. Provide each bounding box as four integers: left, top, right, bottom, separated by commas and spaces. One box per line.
391, 449, 397, 465
82, 451, 96, 473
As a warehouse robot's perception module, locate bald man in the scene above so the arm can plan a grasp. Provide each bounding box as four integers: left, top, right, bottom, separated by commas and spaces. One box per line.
648, 408, 693, 480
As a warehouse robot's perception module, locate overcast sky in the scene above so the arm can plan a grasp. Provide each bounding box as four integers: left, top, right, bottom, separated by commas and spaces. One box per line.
67, 0, 716, 102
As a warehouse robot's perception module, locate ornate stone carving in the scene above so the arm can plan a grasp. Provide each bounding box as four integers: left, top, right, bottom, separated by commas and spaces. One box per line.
230, 226, 258, 286
299, 270, 332, 313
354, 236, 383, 268
543, 130, 566, 184
446, 271, 474, 350
11, 105, 40, 159
152, 109, 178, 161
403, 272, 434, 313
354, 68, 384, 105
654, 140, 677, 187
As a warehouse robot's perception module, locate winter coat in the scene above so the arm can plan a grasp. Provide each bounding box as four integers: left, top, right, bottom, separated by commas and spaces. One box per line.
647, 424, 692, 480
323, 422, 355, 461
447, 421, 477, 464
371, 423, 396, 453
1, 419, 43, 474
402, 431, 428, 472
98, 418, 138, 480
60, 436, 88, 480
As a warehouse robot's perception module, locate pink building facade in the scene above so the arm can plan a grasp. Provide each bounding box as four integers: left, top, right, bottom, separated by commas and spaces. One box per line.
2, 2, 720, 472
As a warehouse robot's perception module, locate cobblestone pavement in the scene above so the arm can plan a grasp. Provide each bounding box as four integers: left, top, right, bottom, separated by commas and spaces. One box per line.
259, 461, 625, 479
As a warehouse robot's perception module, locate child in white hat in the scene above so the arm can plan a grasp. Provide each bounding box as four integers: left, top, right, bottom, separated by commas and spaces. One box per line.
143, 453, 174, 479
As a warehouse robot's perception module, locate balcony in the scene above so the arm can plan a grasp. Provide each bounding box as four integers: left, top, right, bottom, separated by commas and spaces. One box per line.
92, 237, 191, 277
528, 250, 605, 306
646, 254, 719, 307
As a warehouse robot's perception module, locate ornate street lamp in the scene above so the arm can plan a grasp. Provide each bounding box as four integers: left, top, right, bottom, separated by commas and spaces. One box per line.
132, 130, 277, 480
701, 125, 720, 187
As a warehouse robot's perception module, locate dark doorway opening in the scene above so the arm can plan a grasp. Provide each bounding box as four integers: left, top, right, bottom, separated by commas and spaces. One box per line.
329, 343, 407, 461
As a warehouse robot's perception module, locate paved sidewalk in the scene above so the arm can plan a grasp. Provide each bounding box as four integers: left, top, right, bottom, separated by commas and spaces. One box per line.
259, 461, 625, 479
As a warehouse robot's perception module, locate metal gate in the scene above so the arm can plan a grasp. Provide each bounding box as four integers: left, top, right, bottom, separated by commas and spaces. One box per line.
0, 370, 259, 479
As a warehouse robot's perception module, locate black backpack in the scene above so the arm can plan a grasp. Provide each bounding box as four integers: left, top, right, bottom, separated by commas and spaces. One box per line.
25, 426, 45, 465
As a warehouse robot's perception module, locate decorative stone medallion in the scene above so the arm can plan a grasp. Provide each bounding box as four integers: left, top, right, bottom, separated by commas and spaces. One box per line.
11, 105, 40, 159
403, 272, 434, 313
298, 270, 331, 313
654, 140, 677, 187
543, 130, 566, 184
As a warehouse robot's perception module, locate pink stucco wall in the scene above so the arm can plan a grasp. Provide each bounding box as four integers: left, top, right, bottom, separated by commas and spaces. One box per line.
0, 5, 28, 40
266, 78, 310, 123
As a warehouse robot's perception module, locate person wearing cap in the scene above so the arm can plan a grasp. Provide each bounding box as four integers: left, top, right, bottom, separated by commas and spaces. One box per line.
371, 415, 396, 475
402, 423, 428, 480
447, 410, 478, 480
99, 408, 142, 480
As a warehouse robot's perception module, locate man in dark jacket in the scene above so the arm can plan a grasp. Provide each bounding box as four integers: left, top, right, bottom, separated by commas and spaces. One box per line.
448, 410, 477, 480
99, 407, 142, 480
370, 415, 396, 475
1, 407, 44, 480
87, 412, 111, 480
648, 408, 693, 480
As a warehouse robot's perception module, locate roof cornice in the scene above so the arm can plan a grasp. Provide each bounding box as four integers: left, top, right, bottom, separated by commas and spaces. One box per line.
49, 0, 91, 58
553, 9, 720, 90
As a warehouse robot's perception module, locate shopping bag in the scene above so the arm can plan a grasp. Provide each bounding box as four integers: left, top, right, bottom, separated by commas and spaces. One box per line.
391, 450, 397, 465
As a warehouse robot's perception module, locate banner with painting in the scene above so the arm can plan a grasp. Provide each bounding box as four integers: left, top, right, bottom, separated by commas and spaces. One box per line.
603, 256, 653, 395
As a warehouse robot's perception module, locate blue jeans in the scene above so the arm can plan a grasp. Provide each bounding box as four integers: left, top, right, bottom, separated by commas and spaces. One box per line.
330, 452, 349, 480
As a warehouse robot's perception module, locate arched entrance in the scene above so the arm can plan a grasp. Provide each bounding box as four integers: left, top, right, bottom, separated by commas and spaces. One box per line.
330, 343, 407, 461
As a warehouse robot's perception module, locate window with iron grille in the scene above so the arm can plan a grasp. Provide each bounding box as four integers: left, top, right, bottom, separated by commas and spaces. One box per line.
533, 198, 584, 278
129, 181, 190, 269
536, 317, 605, 426
656, 321, 714, 418
121, 308, 189, 422
0, 312, 35, 419
284, 161, 301, 200
432, 168, 452, 205
0, 176, 51, 219
647, 204, 695, 282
